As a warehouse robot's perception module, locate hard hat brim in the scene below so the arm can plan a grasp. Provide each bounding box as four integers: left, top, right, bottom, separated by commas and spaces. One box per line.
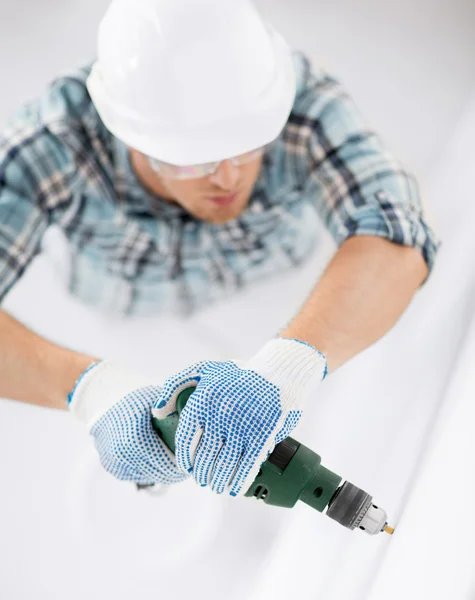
87, 26, 296, 166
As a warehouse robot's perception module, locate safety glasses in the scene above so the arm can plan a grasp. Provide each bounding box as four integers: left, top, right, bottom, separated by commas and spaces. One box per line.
147, 146, 265, 180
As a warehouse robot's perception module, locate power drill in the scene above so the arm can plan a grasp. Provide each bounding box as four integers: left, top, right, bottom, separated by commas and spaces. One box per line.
152, 387, 394, 536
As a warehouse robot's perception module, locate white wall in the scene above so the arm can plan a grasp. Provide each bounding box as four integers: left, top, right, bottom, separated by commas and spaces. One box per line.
0, 0, 110, 118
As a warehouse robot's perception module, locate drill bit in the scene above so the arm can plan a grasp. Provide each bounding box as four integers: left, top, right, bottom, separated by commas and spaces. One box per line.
384, 525, 395, 535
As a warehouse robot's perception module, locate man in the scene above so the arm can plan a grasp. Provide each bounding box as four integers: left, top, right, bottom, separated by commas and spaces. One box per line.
0, 0, 438, 496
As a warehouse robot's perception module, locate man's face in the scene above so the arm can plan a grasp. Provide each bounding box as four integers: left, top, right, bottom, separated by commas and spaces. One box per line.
131, 150, 264, 224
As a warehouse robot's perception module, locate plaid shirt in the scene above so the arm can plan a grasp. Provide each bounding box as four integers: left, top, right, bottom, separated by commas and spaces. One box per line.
0, 52, 438, 316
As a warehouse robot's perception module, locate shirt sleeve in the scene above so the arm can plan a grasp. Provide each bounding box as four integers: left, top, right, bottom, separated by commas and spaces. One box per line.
289, 52, 440, 274
0, 117, 49, 301
0, 68, 89, 303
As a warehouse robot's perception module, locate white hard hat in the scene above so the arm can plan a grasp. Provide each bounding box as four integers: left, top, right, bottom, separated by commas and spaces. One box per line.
87, 0, 296, 166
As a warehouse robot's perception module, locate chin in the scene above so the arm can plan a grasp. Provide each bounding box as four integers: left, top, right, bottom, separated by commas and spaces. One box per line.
208, 209, 243, 224
199, 200, 248, 224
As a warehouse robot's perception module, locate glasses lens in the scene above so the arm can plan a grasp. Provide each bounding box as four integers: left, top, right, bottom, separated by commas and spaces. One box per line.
148, 145, 266, 180
148, 158, 217, 180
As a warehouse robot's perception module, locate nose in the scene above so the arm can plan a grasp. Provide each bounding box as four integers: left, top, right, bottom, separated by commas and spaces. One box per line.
208, 159, 240, 190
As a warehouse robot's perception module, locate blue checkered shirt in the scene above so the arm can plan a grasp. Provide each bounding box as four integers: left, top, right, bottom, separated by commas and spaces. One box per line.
0, 52, 438, 316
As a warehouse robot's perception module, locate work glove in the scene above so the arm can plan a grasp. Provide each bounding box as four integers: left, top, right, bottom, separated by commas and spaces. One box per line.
68, 360, 188, 485
152, 338, 327, 496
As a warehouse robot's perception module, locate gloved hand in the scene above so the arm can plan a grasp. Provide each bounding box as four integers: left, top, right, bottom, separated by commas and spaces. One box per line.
152, 338, 327, 496
68, 360, 188, 485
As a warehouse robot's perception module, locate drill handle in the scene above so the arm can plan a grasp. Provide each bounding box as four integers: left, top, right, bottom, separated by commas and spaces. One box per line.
152, 386, 195, 454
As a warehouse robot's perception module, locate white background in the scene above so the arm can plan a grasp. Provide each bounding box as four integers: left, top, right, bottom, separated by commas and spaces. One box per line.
1, 2, 475, 599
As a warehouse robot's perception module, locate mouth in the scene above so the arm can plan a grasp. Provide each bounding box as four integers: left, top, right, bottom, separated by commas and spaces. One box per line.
207, 192, 238, 207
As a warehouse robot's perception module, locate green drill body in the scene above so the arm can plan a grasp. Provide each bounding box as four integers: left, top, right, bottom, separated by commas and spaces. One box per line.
152, 387, 341, 513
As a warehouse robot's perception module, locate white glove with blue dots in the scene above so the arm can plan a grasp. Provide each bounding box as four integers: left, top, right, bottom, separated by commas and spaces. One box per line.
68, 361, 188, 485
152, 338, 327, 496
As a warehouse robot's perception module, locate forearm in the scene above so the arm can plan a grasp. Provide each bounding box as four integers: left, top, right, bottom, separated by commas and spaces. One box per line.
282, 236, 429, 373
0, 309, 97, 410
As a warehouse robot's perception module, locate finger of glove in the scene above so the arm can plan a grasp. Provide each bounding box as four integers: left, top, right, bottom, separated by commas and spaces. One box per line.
140, 456, 190, 484
103, 456, 186, 485
175, 406, 204, 474
210, 443, 245, 494
147, 432, 192, 481
92, 395, 188, 483
97, 454, 143, 482
93, 445, 160, 485
192, 431, 224, 487
229, 442, 275, 497
152, 362, 205, 419
141, 400, 192, 480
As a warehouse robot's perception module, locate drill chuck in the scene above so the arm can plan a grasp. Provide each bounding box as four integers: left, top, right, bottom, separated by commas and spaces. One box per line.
326, 481, 391, 535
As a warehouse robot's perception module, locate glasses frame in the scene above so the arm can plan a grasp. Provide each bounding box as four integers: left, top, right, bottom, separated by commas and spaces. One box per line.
147, 146, 266, 180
